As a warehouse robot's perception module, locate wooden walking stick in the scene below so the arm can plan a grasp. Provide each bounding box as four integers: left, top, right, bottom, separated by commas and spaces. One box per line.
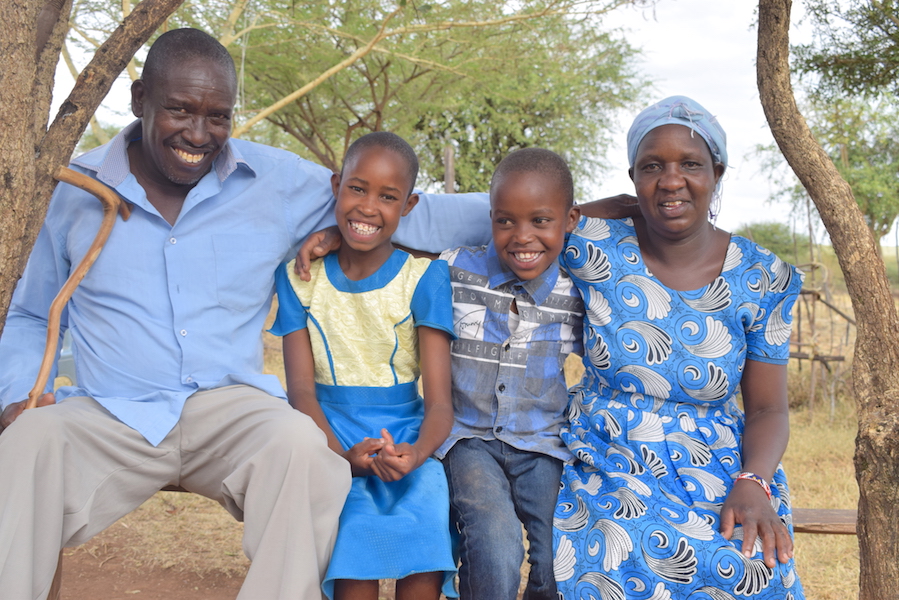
23, 166, 131, 410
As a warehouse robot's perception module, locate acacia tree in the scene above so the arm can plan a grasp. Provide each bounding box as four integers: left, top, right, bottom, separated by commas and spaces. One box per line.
0, 0, 183, 335
758, 1, 899, 596
66, 0, 645, 189
758, 94, 899, 251
794, 0, 899, 96
234, 0, 642, 190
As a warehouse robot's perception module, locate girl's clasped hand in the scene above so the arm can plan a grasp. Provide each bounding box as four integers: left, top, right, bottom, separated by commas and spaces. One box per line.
344, 429, 425, 482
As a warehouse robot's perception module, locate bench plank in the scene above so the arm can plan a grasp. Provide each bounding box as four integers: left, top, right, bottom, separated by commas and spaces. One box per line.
792, 508, 857, 535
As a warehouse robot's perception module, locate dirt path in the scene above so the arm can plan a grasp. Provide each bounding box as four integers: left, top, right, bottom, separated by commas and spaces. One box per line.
57, 526, 408, 600
58, 528, 244, 600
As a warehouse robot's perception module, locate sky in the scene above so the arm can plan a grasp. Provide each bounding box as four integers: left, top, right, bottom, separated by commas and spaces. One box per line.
54, 0, 813, 235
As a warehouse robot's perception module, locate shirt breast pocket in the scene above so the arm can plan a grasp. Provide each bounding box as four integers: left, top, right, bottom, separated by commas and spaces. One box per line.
524, 341, 568, 399
213, 234, 286, 312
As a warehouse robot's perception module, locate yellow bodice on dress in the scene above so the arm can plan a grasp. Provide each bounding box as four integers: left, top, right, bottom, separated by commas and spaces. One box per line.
284, 255, 432, 387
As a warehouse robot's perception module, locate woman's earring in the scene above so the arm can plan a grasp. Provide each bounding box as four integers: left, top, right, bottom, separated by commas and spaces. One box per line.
709, 191, 722, 227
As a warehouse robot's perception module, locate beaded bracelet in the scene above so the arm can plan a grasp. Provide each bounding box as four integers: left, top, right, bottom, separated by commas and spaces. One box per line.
736, 472, 772, 500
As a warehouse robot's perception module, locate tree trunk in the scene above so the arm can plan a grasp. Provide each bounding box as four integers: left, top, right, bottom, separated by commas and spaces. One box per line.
0, 0, 183, 337
757, 1, 899, 597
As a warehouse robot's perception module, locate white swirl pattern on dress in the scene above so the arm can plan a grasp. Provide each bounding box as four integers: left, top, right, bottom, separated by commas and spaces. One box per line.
617, 365, 672, 399
619, 321, 673, 365
644, 535, 698, 584
682, 316, 733, 358
682, 278, 732, 312
621, 274, 673, 320
681, 362, 731, 403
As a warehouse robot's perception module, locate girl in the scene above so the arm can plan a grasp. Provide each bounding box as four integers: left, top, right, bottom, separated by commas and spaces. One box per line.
271, 132, 457, 600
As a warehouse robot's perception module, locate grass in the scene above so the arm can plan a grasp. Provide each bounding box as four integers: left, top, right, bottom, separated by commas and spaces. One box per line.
783, 399, 859, 599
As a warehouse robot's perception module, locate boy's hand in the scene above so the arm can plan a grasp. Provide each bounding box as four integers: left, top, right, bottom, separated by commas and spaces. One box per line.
295, 226, 342, 282
342, 437, 385, 477
370, 429, 423, 482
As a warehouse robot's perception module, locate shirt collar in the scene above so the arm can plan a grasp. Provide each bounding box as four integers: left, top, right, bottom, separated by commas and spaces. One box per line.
72, 119, 255, 187
485, 240, 560, 305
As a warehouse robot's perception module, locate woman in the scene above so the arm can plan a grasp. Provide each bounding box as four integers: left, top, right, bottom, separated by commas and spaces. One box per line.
554, 96, 805, 599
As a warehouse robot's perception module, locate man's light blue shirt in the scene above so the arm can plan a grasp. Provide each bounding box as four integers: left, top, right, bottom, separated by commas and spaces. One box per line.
0, 121, 490, 445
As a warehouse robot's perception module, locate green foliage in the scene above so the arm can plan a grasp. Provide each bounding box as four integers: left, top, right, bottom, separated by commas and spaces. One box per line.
407, 16, 640, 192
756, 95, 899, 242
64, 1, 647, 191
794, 0, 899, 97
186, 0, 644, 189
733, 221, 812, 264
809, 96, 899, 240
231, 0, 645, 191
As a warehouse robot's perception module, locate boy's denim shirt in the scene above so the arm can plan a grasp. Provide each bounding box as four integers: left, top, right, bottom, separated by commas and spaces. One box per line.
436, 242, 584, 462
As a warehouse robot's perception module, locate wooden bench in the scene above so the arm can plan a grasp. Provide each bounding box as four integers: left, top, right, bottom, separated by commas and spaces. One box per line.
792, 507, 858, 535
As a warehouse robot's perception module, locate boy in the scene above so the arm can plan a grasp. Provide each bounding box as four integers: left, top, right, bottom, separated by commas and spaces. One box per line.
436, 148, 584, 600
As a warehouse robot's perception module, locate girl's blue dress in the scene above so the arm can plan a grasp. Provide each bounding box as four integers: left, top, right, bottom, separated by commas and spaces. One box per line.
554, 217, 806, 599
272, 250, 457, 599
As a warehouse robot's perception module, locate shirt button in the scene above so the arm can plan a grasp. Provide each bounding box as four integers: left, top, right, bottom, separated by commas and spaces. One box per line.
498, 383, 506, 392
180, 329, 187, 336
186, 376, 193, 383
496, 426, 504, 433
169, 237, 177, 244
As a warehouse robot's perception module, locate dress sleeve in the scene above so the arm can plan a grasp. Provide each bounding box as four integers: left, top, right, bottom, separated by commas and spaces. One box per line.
410, 259, 457, 339
268, 261, 308, 336
745, 256, 805, 365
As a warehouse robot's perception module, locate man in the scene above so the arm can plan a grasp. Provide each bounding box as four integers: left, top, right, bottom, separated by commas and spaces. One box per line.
0, 28, 490, 599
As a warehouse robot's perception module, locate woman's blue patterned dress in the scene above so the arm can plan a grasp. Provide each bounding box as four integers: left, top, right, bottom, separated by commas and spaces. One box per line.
553, 216, 806, 599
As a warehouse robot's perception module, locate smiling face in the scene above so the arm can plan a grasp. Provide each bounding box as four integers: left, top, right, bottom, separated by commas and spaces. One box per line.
130, 57, 235, 190
629, 124, 725, 241
332, 146, 418, 261
490, 171, 580, 281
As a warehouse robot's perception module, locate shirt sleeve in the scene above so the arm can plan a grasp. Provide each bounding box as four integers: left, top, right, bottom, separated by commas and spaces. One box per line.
411, 259, 457, 339
284, 158, 338, 257
395, 192, 491, 254
0, 204, 71, 409
268, 262, 309, 336
745, 256, 804, 365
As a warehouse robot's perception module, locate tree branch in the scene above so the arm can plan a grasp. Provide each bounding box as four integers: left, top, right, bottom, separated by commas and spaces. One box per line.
232, 0, 637, 137
232, 6, 403, 137
758, 1, 899, 597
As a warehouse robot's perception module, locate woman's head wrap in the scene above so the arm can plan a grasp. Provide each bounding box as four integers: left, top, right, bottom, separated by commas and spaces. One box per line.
626, 95, 728, 171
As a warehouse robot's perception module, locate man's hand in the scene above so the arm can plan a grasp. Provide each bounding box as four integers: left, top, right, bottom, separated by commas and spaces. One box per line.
295, 226, 342, 282
578, 194, 640, 220
0, 393, 55, 434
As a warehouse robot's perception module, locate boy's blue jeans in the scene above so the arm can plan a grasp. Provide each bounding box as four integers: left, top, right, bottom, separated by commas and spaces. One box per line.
442, 438, 563, 600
